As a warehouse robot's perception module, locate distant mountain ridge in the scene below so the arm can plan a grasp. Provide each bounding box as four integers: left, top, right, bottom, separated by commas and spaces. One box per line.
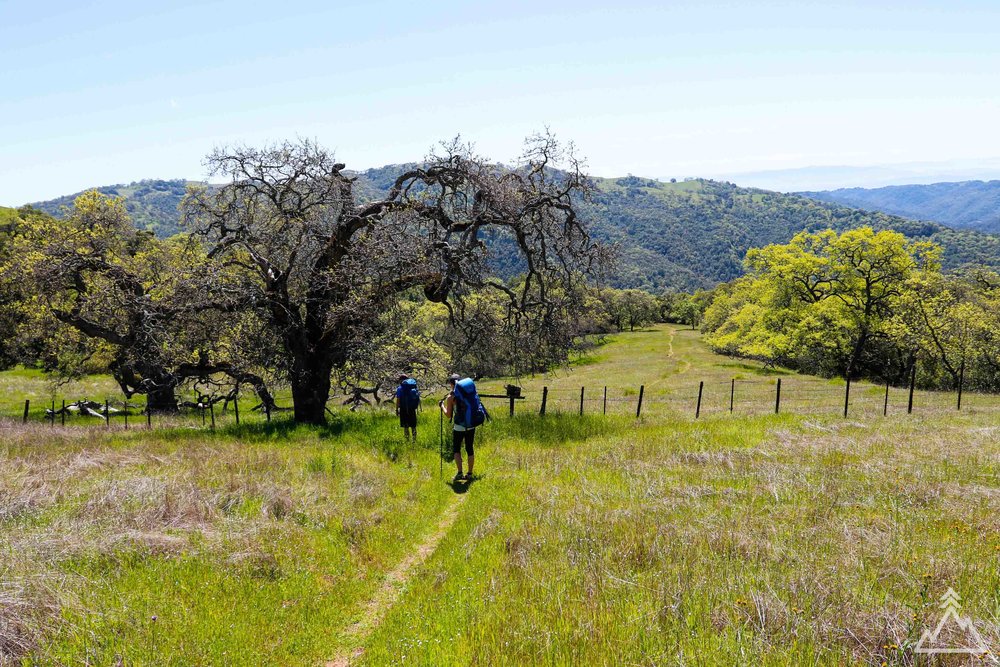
802, 180, 1000, 234
26, 174, 1000, 291
716, 158, 1000, 192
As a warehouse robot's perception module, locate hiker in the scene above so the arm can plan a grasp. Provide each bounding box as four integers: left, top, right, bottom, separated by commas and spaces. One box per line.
395, 374, 420, 442
440, 373, 487, 481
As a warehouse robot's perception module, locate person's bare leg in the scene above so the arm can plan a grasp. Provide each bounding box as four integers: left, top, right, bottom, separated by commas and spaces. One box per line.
467, 455, 474, 478
454, 452, 463, 477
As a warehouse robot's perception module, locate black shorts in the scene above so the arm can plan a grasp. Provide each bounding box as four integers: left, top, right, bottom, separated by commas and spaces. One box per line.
452, 428, 475, 456
399, 409, 417, 428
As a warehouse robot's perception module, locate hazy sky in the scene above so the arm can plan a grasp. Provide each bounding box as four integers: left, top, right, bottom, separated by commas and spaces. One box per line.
2, 0, 1000, 203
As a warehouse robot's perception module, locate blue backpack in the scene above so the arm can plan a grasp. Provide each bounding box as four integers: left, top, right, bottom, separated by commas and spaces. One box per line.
453, 378, 488, 428
399, 378, 421, 411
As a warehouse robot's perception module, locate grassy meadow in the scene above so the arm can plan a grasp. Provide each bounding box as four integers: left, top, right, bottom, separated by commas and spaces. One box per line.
2, 325, 1000, 665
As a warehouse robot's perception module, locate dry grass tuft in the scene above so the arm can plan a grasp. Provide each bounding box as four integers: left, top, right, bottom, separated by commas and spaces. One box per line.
0, 576, 69, 665
347, 470, 382, 505
464, 509, 503, 557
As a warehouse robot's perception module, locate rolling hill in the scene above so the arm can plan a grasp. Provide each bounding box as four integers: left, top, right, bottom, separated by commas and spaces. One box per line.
27, 174, 1000, 291
802, 180, 1000, 234
31, 179, 196, 238
581, 177, 1000, 289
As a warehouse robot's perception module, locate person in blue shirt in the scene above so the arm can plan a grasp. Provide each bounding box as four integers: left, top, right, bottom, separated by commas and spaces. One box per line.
395, 374, 418, 442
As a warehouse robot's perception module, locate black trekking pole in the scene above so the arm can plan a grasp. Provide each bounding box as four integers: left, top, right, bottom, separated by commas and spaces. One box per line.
439, 404, 444, 479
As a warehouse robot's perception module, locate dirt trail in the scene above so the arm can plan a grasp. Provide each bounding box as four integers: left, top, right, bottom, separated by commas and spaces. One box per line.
647, 328, 690, 388
325, 493, 467, 667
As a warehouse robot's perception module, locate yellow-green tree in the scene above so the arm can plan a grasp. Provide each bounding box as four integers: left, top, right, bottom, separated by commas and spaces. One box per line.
4, 191, 273, 411
891, 270, 1000, 390
705, 228, 940, 379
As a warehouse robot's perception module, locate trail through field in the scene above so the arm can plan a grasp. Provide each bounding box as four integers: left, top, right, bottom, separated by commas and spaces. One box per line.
326, 492, 468, 667
648, 327, 690, 386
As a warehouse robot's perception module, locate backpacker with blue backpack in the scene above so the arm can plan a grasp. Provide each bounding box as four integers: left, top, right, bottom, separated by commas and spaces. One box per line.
399, 378, 421, 412
453, 378, 489, 428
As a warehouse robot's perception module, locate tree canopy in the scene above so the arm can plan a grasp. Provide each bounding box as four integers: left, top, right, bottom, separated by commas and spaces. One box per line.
181, 135, 604, 423
703, 227, 1000, 390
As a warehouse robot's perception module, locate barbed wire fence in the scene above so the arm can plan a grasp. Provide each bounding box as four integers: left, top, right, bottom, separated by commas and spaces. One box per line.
8, 374, 1000, 432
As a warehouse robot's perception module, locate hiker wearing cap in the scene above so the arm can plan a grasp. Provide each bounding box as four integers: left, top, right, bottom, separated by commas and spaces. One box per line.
440, 373, 487, 481
395, 374, 420, 442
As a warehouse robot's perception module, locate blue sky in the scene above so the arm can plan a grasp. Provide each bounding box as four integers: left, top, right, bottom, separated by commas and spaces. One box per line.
2, 0, 1000, 203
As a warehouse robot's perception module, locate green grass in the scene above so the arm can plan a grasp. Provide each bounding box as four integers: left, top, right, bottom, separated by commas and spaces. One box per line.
357, 409, 1000, 665
3, 326, 1000, 665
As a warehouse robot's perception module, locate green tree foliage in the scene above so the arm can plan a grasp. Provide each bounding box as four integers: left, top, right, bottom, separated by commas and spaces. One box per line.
890, 270, 1000, 391
597, 288, 660, 332
3, 192, 274, 411
0, 206, 36, 368
656, 290, 714, 328
704, 228, 940, 380
334, 299, 450, 406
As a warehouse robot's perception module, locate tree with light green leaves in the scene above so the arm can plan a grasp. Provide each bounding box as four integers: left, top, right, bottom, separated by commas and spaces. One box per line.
599, 288, 660, 332
705, 227, 940, 380
2, 191, 275, 411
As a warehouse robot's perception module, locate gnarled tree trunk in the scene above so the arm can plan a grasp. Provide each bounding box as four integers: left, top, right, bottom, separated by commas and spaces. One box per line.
146, 385, 179, 413
290, 355, 335, 425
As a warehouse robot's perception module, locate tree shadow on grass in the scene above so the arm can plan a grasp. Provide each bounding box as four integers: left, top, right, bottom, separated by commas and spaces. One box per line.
717, 362, 793, 377
219, 411, 390, 440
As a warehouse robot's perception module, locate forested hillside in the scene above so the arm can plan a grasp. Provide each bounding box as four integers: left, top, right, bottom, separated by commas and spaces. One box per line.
28, 174, 1000, 290
803, 180, 1000, 234
31, 179, 195, 237
582, 177, 1000, 289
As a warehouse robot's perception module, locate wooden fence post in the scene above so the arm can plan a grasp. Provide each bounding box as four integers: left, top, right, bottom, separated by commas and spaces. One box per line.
61, 399, 65, 427
696, 381, 704, 419
540, 387, 548, 416
105, 399, 110, 428
50, 399, 55, 427
210, 401, 216, 430
843, 377, 851, 418
883, 381, 889, 417
775, 378, 781, 414
201, 402, 206, 427
603, 386, 607, 415
636, 385, 645, 418
22, 399, 29, 424
730, 379, 735, 413
579, 386, 585, 417
509, 394, 515, 418
908, 365, 916, 415
234, 396, 240, 425
147, 406, 152, 430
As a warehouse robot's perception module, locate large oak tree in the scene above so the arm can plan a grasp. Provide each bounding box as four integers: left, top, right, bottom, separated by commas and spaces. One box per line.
183, 134, 602, 424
